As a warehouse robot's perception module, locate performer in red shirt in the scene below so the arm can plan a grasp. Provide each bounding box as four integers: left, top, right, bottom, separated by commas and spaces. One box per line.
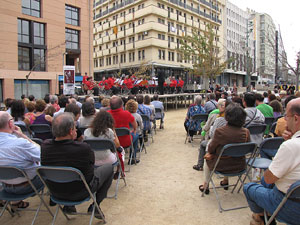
169, 77, 177, 93
177, 77, 184, 93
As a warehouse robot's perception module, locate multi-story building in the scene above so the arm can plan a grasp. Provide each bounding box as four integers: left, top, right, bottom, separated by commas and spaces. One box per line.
220, 0, 255, 87
93, 0, 225, 84
0, 0, 93, 100
251, 11, 276, 84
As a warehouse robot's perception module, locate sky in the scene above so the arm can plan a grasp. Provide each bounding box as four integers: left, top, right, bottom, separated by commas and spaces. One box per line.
228, 0, 300, 67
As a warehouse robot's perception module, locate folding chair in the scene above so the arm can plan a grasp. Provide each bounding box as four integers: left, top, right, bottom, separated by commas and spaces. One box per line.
269, 122, 277, 137
184, 113, 208, 146
264, 117, 275, 136
136, 120, 147, 155
140, 114, 154, 144
264, 180, 300, 225
154, 108, 164, 131
84, 139, 127, 199
31, 138, 43, 146
202, 142, 257, 213
246, 124, 267, 146
36, 166, 106, 225
115, 127, 135, 172
0, 166, 53, 225
29, 124, 53, 140
16, 124, 31, 138
244, 137, 284, 184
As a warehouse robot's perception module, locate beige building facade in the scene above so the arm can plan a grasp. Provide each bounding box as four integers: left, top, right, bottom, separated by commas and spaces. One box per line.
0, 0, 93, 100
93, 0, 224, 84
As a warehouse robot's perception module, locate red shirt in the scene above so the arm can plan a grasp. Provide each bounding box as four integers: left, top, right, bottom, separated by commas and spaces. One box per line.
85, 80, 94, 90
108, 108, 135, 147
107, 78, 114, 89
83, 75, 88, 84
178, 80, 184, 88
170, 80, 177, 87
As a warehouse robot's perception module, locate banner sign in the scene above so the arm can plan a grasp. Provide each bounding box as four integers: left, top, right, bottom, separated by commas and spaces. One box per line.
63, 66, 75, 95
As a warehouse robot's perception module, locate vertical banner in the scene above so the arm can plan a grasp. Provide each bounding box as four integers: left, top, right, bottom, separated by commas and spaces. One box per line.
63, 65, 75, 95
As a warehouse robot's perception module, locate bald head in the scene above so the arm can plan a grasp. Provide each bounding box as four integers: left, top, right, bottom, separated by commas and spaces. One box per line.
288, 98, 300, 116
0, 111, 10, 130
110, 96, 123, 110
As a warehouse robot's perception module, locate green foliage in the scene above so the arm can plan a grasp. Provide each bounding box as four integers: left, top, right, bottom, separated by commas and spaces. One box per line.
178, 23, 229, 82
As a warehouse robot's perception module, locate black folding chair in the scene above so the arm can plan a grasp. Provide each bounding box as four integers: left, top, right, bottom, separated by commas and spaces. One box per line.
0, 166, 53, 224
16, 124, 31, 138
202, 142, 257, 212
29, 124, 52, 140
246, 124, 267, 146
115, 127, 135, 172
264, 180, 300, 225
36, 166, 105, 225
140, 114, 154, 144
154, 108, 164, 130
185, 113, 208, 146
84, 138, 127, 199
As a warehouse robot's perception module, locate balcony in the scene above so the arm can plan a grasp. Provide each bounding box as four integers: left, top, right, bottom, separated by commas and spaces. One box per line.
118, 31, 125, 38
102, 36, 109, 43
135, 39, 152, 49
117, 17, 125, 25
135, 23, 149, 33
169, 42, 177, 50
170, 13, 177, 21
126, 29, 133, 36
178, 16, 185, 24
102, 49, 109, 56
186, 18, 193, 26
93, 27, 97, 34
151, 39, 167, 49
110, 34, 116, 41
97, 51, 103, 57
152, 22, 167, 33
103, 22, 109, 30
93, 40, 97, 46
125, 13, 133, 21
151, 7, 168, 18
126, 43, 134, 51
93, 52, 97, 58
110, 20, 116, 27
96, 39, 102, 45
135, 8, 150, 19
111, 47, 117, 54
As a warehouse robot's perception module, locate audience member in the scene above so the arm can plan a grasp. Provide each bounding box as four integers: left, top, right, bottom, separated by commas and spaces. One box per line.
41, 113, 113, 217
184, 95, 206, 142
101, 98, 111, 111
0, 111, 42, 209
79, 102, 96, 127
199, 103, 250, 194
243, 98, 300, 225
28, 95, 35, 102
44, 105, 56, 117
50, 95, 60, 112
151, 94, 164, 129
84, 111, 119, 166
65, 103, 83, 142
11, 100, 30, 126
136, 94, 152, 131
269, 100, 283, 119
144, 95, 155, 121
108, 96, 139, 164
243, 93, 265, 145
275, 96, 297, 137
53, 95, 69, 117
204, 93, 218, 114
25, 101, 36, 124
32, 99, 52, 140
4, 98, 14, 114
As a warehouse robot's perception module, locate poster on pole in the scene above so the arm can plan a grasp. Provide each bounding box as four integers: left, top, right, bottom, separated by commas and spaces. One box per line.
63, 65, 75, 95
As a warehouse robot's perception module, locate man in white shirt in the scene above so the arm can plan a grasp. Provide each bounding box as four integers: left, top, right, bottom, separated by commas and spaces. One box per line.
243, 97, 300, 225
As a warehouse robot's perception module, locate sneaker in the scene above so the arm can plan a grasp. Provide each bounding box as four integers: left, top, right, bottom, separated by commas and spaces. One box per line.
62, 206, 76, 214
87, 204, 105, 220
128, 159, 140, 165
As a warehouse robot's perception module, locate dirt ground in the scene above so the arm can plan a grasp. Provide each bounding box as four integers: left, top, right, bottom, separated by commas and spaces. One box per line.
1, 108, 281, 225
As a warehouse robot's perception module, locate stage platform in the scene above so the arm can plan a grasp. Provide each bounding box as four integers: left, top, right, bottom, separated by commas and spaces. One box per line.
78, 93, 205, 111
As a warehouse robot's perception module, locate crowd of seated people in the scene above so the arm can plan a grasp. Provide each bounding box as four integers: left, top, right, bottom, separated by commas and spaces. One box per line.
186, 86, 300, 224
0, 92, 165, 221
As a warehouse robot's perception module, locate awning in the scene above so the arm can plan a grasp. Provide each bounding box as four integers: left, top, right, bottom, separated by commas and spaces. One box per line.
58, 75, 83, 82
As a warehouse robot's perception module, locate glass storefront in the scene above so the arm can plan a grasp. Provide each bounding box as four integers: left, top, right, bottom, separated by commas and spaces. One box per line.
14, 79, 49, 99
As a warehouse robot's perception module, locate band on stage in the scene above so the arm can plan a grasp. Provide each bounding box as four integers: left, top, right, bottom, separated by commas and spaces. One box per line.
82, 74, 184, 96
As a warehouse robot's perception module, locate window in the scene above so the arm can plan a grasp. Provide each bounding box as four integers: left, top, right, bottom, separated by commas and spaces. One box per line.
168, 51, 174, 61
65, 5, 79, 26
158, 34, 165, 40
94, 59, 98, 67
129, 52, 135, 62
158, 18, 165, 24
158, 50, 165, 60
18, 19, 46, 71
22, 0, 41, 17
18, 47, 30, 70
65, 28, 79, 50
142, 50, 145, 60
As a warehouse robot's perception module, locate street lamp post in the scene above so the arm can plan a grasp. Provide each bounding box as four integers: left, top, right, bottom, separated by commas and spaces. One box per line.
62, 52, 68, 67
245, 19, 253, 92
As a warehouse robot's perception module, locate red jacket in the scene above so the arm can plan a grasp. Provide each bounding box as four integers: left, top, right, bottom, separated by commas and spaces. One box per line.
170, 80, 177, 88
124, 78, 133, 89
178, 80, 184, 88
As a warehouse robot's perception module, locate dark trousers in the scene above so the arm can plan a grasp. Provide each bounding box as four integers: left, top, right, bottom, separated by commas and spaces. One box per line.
90, 164, 114, 204
158, 83, 164, 95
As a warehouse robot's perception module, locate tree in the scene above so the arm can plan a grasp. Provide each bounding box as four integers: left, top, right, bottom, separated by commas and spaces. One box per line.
178, 23, 229, 89
128, 60, 152, 79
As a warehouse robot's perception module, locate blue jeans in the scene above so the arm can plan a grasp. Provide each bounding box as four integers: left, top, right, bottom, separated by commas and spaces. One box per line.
131, 132, 139, 158
3, 176, 43, 195
260, 149, 277, 160
243, 177, 300, 224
